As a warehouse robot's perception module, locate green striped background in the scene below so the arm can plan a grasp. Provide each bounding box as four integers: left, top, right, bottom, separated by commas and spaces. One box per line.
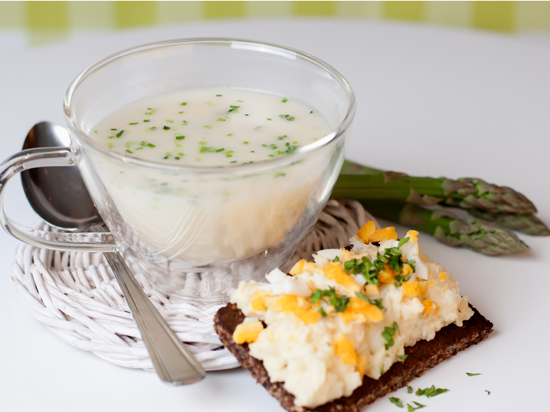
1, 1, 549, 47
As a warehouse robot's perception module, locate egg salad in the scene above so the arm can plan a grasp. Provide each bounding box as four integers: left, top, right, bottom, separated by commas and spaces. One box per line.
230, 222, 474, 408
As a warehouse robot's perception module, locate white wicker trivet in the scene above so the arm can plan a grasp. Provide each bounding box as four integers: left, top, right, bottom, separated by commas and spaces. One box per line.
10, 199, 378, 372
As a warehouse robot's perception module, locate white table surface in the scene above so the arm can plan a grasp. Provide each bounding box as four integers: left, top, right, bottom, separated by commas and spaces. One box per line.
1, 19, 549, 412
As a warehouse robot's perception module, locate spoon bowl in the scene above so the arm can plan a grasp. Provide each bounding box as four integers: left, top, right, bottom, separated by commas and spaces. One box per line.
21, 122, 103, 228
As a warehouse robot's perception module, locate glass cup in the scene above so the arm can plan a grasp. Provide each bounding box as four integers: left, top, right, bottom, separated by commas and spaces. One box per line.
0, 38, 355, 300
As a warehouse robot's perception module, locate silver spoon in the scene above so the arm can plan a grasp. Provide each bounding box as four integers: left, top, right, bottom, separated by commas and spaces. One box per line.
21, 121, 206, 385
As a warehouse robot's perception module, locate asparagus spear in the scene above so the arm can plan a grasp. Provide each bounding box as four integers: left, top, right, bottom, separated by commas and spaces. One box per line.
359, 200, 529, 256
336, 160, 549, 236
335, 161, 536, 214
468, 210, 550, 236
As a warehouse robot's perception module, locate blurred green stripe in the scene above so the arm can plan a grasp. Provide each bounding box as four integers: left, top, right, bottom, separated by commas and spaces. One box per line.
0, 2, 25, 28
5, 1, 550, 38
114, 1, 156, 28
294, 1, 336, 16
473, 1, 515, 32
26, 1, 68, 30
204, 1, 246, 19
383, 1, 426, 22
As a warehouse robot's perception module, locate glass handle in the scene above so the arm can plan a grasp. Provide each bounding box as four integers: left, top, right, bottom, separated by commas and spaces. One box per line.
0, 147, 119, 252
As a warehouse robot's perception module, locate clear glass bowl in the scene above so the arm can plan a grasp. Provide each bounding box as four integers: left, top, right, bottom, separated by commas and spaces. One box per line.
2, 38, 356, 300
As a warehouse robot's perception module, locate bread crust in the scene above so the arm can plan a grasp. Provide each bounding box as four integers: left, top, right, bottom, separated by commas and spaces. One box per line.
214, 303, 493, 412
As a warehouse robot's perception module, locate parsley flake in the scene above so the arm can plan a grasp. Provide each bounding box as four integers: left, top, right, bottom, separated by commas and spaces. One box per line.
279, 114, 295, 121
466, 372, 481, 376
309, 287, 349, 312
415, 385, 449, 398
389, 397, 403, 408
407, 402, 426, 411
382, 322, 399, 350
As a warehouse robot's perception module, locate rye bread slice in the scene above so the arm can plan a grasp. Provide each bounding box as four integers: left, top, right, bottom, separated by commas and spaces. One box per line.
214, 303, 493, 412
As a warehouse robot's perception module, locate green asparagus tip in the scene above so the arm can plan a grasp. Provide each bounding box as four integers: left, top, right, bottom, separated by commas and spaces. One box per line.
469, 210, 550, 237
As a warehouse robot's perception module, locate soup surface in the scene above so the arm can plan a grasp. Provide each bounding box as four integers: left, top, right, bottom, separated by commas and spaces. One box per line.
92, 88, 331, 166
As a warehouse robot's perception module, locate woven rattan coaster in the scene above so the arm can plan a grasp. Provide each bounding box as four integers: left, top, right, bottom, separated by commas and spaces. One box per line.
10, 199, 377, 371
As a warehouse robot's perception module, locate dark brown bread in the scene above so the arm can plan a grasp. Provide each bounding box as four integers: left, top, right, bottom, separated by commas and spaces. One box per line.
214, 303, 493, 412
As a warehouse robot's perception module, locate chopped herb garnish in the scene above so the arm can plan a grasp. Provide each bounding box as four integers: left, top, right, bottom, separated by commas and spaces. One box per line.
277, 135, 287, 140
166, 120, 173, 123
309, 287, 349, 312
230, 160, 237, 163
175, 157, 180, 160
129, 122, 138, 125
407, 386, 413, 394
389, 397, 403, 408
175, 135, 185, 140
485, 390, 490, 395
178, 111, 184, 114
245, 114, 249, 116
227, 105, 240, 113
333, 256, 340, 262
282, 97, 288, 103
135, 147, 143, 151
217, 117, 226, 122
143, 119, 150, 123
116, 130, 124, 138
180, 102, 187, 106
146, 143, 155, 148
310, 110, 313, 114
466, 372, 481, 376
110, 128, 117, 131
182, 120, 188, 125
398, 237, 410, 248
415, 385, 449, 398
149, 127, 157, 131
125, 149, 132, 154
145, 108, 156, 115
216, 94, 222, 97
227, 133, 233, 136
203, 125, 213, 129
382, 322, 399, 350
243, 141, 249, 145
355, 292, 384, 309
345, 257, 379, 285
279, 114, 295, 121
318, 307, 327, 317
407, 402, 426, 411
267, 118, 272, 121
206, 102, 212, 105
163, 126, 170, 130
215, 148, 225, 152
397, 354, 408, 361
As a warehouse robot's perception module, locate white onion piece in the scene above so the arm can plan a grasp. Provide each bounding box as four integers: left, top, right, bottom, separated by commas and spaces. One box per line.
283, 278, 311, 297
265, 268, 287, 284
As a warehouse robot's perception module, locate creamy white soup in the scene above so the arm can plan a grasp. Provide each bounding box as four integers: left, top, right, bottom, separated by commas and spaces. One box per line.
90, 88, 334, 264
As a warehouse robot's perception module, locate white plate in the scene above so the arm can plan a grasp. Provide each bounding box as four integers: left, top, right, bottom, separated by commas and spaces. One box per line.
0, 19, 549, 412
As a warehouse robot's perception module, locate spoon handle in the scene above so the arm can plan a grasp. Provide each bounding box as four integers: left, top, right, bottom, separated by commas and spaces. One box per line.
104, 252, 206, 385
